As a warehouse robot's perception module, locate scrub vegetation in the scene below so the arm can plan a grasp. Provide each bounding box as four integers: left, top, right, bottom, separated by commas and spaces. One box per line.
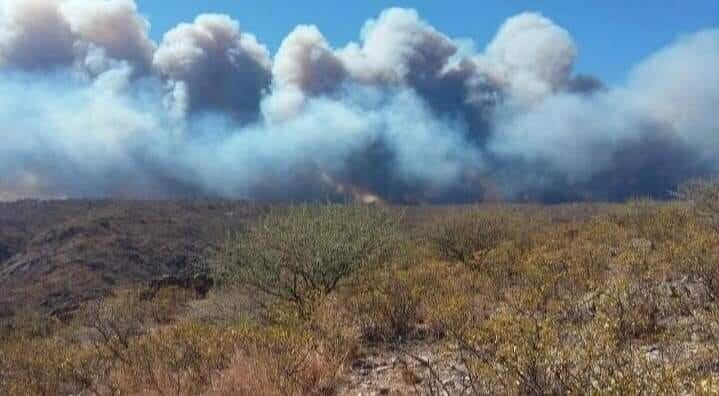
3, 180, 719, 394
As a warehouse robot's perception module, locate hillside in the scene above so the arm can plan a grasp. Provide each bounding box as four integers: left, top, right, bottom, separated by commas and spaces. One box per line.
0, 200, 626, 319
0, 200, 265, 318
2, 199, 719, 395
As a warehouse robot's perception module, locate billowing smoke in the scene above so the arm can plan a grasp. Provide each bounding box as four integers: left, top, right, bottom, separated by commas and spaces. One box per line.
489, 29, 719, 201
0, 0, 154, 74
1, 0, 717, 203
482, 12, 577, 103
61, 0, 155, 73
153, 14, 272, 119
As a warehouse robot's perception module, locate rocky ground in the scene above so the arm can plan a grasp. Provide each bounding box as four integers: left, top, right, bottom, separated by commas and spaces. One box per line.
341, 340, 469, 396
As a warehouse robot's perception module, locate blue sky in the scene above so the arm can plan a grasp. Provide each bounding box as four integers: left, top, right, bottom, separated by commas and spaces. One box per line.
135, 1, 718, 84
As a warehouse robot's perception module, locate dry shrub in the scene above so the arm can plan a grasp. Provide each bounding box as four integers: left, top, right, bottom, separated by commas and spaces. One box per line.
512, 240, 611, 313
208, 352, 284, 396
0, 335, 104, 395
567, 320, 688, 395
346, 256, 481, 344
6, 198, 719, 394
66, 315, 348, 395
228, 322, 349, 396
577, 215, 631, 246
427, 208, 534, 266
0, 291, 271, 395
445, 305, 687, 395
350, 270, 424, 342
675, 176, 719, 231
212, 204, 404, 319
406, 259, 483, 338
186, 287, 257, 325
664, 221, 719, 301
146, 285, 197, 324
595, 277, 664, 343
210, 344, 341, 396
0, 309, 59, 342
77, 290, 152, 365
697, 304, 719, 366
610, 199, 663, 238
612, 200, 699, 246
429, 202, 713, 394
106, 322, 247, 395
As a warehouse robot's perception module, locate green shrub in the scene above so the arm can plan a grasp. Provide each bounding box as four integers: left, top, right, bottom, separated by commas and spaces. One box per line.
211, 204, 403, 318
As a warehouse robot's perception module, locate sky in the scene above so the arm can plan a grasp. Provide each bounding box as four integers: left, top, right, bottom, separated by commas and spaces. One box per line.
136, 0, 719, 84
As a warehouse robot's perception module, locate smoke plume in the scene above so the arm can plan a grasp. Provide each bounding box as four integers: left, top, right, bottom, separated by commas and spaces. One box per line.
1, 0, 718, 203
153, 14, 272, 119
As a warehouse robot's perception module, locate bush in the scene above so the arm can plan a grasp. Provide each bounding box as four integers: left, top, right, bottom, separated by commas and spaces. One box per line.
664, 222, 719, 300
0, 308, 59, 341
443, 296, 685, 395
212, 204, 403, 318
351, 270, 423, 342
76, 290, 151, 365
0, 336, 103, 395
108, 322, 247, 395
427, 208, 532, 267
675, 176, 719, 231
6, 199, 719, 394
596, 277, 663, 342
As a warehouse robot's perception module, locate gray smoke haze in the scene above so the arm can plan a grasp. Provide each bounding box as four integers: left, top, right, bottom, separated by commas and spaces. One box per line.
0, 0, 718, 203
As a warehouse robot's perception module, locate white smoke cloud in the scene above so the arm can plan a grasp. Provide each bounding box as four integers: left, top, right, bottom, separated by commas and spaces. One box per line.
273, 25, 346, 95
339, 8, 457, 85
489, 29, 719, 200
0, 0, 75, 69
264, 9, 461, 121
153, 13, 272, 120
480, 12, 577, 104
626, 30, 719, 154
0, 69, 483, 202
60, 0, 155, 73
0, 1, 717, 203
0, 0, 154, 74
265, 25, 346, 120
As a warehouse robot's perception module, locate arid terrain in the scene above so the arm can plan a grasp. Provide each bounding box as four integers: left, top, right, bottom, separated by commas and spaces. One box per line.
0, 0, 717, 394
2, 187, 719, 395
0, 200, 266, 318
